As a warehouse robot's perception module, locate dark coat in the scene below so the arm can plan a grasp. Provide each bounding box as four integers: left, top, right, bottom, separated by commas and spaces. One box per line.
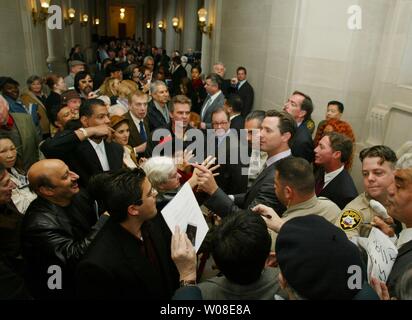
124, 111, 153, 158
387, 240, 412, 297
318, 169, 358, 209
21, 191, 108, 299
147, 100, 170, 132
291, 124, 314, 163
231, 81, 254, 117
75, 217, 179, 299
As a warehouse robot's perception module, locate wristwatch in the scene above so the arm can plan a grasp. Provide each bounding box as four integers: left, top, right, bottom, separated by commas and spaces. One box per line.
79, 127, 88, 138
179, 279, 197, 287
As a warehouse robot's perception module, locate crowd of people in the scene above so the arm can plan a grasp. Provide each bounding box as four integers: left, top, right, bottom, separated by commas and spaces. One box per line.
0, 38, 412, 301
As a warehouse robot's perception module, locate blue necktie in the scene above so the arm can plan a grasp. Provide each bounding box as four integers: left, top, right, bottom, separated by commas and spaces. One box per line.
139, 121, 147, 142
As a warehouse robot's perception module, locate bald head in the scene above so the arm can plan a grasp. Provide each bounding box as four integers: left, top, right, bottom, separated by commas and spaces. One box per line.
28, 160, 80, 204
0, 95, 10, 125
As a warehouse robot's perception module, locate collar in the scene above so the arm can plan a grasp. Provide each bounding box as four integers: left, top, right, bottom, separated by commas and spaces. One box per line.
130, 110, 144, 123
88, 138, 105, 148
266, 149, 292, 167
209, 90, 222, 102
283, 195, 318, 217
238, 80, 247, 88
397, 228, 412, 249
230, 114, 241, 121
324, 165, 344, 187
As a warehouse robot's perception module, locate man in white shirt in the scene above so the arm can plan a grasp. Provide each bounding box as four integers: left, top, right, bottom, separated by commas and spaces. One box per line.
314, 132, 358, 209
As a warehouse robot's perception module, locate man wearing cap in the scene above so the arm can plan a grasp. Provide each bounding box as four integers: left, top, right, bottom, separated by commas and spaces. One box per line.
61, 90, 82, 119
65, 60, 86, 90
337, 145, 398, 239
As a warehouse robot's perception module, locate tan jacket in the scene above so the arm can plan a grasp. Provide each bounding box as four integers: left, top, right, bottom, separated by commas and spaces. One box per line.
20, 89, 50, 136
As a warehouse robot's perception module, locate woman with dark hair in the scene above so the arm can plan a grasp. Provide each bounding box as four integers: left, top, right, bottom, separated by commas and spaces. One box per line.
44, 74, 67, 117
186, 65, 206, 115
20, 76, 50, 139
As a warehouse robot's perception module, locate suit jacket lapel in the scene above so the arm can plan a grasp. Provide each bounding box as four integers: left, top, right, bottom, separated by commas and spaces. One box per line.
125, 112, 142, 147
78, 140, 103, 171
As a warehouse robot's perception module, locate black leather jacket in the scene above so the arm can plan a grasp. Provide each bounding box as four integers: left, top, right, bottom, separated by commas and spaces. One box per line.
21, 190, 108, 299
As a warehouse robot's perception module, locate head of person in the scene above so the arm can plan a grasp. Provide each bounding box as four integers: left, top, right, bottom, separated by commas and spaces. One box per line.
49, 103, 78, 131
244, 110, 266, 148
0, 78, 20, 101
191, 66, 202, 81
224, 93, 243, 116
143, 56, 155, 72
110, 115, 130, 146
128, 91, 149, 120
101, 78, 120, 97
69, 60, 86, 75
204, 73, 222, 96
74, 71, 94, 96
28, 159, 80, 206
211, 211, 271, 285
172, 56, 181, 67
92, 168, 158, 223
80, 98, 110, 129
260, 110, 296, 157
0, 95, 10, 125
46, 74, 66, 94
326, 100, 344, 121
0, 134, 18, 169
395, 264, 412, 300
213, 62, 226, 78
275, 157, 315, 207
211, 108, 230, 137
150, 80, 170, 106
0, 162, 16, 205
276, 215, 365, 300
155, 66, 166, 81
387, 153, 412, 227
26, 75, 44, 95
314, 132, 353, 171
170, 95, 191, 130
61, 89, 81, 115
359, 145, 397, 203
141, 156, 181, 192
283, 91, 313, 124
236, 67, 247, 82
107, 64, 123, 81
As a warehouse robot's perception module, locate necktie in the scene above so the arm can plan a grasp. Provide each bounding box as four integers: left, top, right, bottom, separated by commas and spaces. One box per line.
315, 174, 325, 195
201, 96, 212, 121
139, 121, 147, 142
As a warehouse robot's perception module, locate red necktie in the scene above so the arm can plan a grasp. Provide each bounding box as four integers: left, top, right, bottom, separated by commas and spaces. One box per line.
1, 115, 14, 130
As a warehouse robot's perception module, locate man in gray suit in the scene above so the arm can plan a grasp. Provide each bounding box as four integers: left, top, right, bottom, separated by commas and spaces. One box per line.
195, 110, 296, 218
200, 73, 225, 130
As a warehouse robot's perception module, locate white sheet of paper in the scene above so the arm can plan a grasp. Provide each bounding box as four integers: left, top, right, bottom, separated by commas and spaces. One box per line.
161, 182, 209, 252
366, 227, 398, 283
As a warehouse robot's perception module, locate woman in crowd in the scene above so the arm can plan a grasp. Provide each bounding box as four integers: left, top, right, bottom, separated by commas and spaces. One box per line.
44, 74, 67, 117
109, 115, 139, 169
186, 65, 206, 115
99, 78, 120, 105
20, 75, 50, 139
0, 134, 36, 213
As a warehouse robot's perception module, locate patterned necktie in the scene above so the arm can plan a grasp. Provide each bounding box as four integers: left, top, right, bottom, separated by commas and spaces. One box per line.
139, 121, 147, 142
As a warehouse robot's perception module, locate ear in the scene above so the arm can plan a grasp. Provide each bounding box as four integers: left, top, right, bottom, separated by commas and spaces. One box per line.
284, 185, 293, 201
39, 186, 54, 198
299, 109, 307, 120
281, 131, 292, 145
332, 150, 342, 161
80, 116, 88, 128
265, 251, 278, 268
127, 204, 140, 217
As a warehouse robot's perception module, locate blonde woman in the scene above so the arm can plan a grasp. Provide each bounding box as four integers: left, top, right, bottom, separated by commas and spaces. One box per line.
99, 78, 120, 105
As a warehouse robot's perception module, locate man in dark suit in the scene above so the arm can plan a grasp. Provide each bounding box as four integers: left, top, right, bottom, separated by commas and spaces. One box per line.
76, 168, 180, 299
147, 80, 171, 132
213, 62, 231, 97
40, 99, 123, 187
314, 132, 358, 209
170, 56, 187, 96
386, 159, 412, 298
195, 110, 296, 218
283, 90, 314, 163
230, 67, 254, 117
124, 91, 152, 158
200, 74, 225, 130
224, 93, 244, 134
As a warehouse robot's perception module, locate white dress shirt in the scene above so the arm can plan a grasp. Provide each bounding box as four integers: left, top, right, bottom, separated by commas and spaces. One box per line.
130, 111, 145, 133
201, 90, 222, 120
88, 139, 110, 171
397, 228, 412, 249
323, 166, 344, 188
266, 149, 292, 167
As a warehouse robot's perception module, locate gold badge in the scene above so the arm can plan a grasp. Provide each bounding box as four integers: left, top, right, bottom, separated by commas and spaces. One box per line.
339, 210, 362, 231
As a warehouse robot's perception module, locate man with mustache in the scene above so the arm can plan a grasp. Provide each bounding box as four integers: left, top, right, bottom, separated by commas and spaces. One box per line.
21, 159, 109, 299
74, 71, 94, 100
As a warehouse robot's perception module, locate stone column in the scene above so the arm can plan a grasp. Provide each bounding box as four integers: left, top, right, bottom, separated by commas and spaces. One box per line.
200, 0, 214, 74
45, 0, 67, 75
155, 0, 164, 48
183, 0, 198, 54
165, 0, 177, 55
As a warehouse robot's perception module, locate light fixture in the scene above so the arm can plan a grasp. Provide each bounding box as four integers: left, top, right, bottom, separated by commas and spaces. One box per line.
120, 7, 126, 20
80, 14, 88, 27
146, 22, 151, 29
32, 0, 51, 25
158, 20, 165, 31
64, 8, 76, 26
172, 17, 181, 33
197, 8, 212, 37
94, 18, 100, 25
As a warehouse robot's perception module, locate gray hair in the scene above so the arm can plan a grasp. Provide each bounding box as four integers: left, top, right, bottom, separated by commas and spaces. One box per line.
141, 156, 176, 189
395, 264, 412, 300
396, 153, 412, 170
143, 56, 154, 66
396, 141, 412, 159
150, 80, 167, 95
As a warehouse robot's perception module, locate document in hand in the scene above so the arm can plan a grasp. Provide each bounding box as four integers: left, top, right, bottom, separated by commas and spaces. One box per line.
161, 182, 209, 253
363, 227, 398, 283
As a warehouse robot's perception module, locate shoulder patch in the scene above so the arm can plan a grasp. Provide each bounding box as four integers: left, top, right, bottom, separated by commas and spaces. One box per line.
306, 120, 315, 130
339, 209, 362, 231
